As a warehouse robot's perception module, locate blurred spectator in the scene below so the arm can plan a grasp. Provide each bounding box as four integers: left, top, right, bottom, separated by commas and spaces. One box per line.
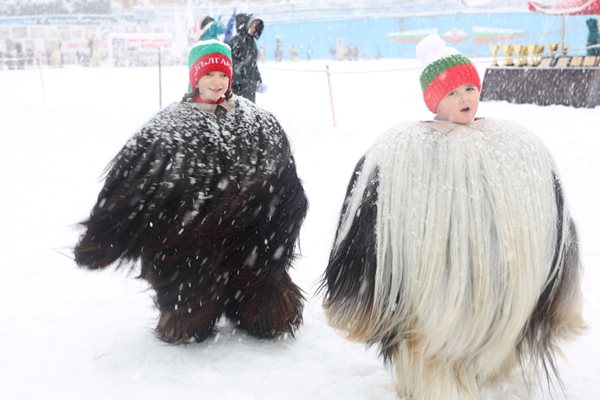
198, 16, 226, 42
290, 44, 299, 61
350, 45, 359, 61
26, 47, 34, 68
50, 42, 63, 68
228, 14, 264, 102
16, 42, 24, 69
89, 38, 101, 67
7, 47, 15, 70
586, 18, 600, 56
274, 36, 283, 61
335, 37, 348, 61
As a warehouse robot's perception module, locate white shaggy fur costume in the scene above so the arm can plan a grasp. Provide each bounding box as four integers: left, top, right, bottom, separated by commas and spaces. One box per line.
321, 118, 584, 399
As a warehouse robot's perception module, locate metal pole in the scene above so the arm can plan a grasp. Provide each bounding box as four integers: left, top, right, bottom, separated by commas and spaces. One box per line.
561, 15, 567, 54
38, 57, 46, 105
158, 47, 163, 109
326, 64, 336, 127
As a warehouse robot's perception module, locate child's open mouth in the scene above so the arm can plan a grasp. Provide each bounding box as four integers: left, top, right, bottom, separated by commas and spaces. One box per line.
461, 107, 471, 112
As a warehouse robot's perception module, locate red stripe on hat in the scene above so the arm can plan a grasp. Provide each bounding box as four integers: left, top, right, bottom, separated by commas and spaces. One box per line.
189, 53, 233, 90
422, 63, 481, 113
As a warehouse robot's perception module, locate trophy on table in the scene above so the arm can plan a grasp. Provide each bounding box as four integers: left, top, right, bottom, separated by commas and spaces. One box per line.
556, 43, 571, 67
489, 44, 500, 67
527, 44, 538, 66
513, 45, 529, 67
538, 43, 559, 67
503, 44, 514, 67
549, 43, 559, 58
534, 44, 545, 66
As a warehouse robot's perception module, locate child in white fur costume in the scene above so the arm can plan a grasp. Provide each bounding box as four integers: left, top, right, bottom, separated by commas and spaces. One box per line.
320, 34, 585, 399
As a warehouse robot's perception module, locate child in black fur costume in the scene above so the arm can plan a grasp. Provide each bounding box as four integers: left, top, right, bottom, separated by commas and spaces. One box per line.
74, 40, 308, 344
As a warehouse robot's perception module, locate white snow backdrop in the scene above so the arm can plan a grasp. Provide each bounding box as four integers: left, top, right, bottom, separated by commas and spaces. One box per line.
1, 59, 598, 399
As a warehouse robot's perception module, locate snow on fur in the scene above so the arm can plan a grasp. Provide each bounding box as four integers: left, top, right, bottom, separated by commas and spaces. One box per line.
74, 95, 308, 343
322, 118, 585, 399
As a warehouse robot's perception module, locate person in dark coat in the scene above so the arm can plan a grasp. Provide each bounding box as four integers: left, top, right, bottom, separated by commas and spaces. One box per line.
74, 40, 308, 344
586, 18, 600, 56
228, 13, 264, 102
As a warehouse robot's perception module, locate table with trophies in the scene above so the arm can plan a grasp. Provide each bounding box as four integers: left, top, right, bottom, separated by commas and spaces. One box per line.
480, 44, 600, 108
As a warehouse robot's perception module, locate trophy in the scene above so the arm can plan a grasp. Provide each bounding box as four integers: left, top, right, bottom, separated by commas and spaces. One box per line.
513, 45, 522, 66
549, 43, 559, 59
556, 43, 571, 67
538, 44, 554, 67
534, 44, 545, 66
527, 44, 537, 66
502, 44, 514, 67
489, 44, 500, 67
521, 45, 529, 66
514, 45, 529, 67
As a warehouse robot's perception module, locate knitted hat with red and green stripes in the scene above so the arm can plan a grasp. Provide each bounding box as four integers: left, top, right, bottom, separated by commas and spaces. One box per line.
188, 39, 233, 90
416, 34, 480, 113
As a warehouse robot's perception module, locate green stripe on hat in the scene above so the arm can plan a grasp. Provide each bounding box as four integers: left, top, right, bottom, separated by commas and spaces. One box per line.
188, 39, 232, 68
419, 54, 473, 92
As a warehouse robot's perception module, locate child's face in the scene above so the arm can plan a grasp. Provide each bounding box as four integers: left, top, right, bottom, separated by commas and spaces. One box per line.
436, 84, 480, 124
197, 71, 229, 102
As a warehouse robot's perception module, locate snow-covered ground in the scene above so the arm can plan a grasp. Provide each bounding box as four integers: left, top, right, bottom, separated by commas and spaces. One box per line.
1, 59, 598, 399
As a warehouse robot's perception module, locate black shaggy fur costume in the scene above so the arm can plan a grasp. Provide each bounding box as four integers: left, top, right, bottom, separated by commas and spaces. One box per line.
74, 95, 308, 343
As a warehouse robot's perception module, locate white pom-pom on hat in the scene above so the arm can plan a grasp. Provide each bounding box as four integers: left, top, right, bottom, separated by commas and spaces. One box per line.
416, 34, 459, 69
